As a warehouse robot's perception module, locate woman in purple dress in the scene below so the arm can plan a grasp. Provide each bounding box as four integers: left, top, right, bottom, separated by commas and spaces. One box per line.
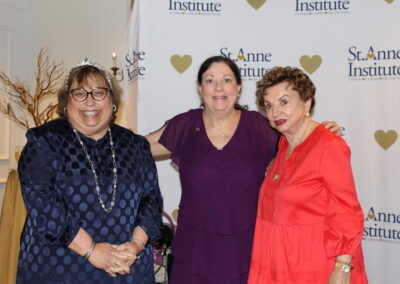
146, 56, 340, 284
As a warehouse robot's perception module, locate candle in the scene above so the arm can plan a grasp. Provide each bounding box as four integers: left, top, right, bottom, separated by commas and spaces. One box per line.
112, 52, 117, 68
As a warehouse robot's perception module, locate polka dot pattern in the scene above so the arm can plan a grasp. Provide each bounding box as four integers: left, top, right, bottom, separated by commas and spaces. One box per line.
17, 119, 163, 283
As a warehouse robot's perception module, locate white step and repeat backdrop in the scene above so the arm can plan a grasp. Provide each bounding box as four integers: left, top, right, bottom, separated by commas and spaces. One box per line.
121, 1, 400, 282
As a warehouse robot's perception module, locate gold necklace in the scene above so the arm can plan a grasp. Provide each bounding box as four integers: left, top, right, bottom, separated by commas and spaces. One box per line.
272, 151, 289, 181
273, 168, 282, 181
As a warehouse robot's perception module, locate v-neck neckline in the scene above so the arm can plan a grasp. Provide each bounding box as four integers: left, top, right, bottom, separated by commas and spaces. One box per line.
279, 123, 322, 162
200, 109, 243, 151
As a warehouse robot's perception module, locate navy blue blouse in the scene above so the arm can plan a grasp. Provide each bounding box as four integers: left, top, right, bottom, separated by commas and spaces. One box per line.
17, 119, 163, 284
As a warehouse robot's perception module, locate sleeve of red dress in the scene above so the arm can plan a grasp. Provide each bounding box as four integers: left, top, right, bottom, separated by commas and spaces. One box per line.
320, 137, 364, 259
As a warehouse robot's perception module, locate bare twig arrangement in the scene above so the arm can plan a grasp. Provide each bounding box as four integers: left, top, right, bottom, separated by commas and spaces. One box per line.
0, 47, 64, 130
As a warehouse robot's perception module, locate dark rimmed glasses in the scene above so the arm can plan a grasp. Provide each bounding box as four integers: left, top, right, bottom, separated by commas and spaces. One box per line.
68, 87, 109, 102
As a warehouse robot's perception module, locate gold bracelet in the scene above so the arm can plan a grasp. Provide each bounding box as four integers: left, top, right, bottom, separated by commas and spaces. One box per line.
335, 259, 354, 272
83, 241, 95, 260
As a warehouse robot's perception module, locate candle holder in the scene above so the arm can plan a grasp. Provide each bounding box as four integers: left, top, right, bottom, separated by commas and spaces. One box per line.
111, 66, 124, 82
110, 52, 124, 82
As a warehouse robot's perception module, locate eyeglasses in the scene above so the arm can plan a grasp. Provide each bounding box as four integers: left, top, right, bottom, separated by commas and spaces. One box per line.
68, 87, 109, 102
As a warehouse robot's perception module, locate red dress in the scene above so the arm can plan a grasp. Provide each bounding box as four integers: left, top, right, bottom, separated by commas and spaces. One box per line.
248, 125, 368, 284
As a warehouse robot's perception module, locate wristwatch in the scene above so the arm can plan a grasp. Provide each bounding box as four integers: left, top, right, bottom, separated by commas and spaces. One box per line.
335, 260, 354, 272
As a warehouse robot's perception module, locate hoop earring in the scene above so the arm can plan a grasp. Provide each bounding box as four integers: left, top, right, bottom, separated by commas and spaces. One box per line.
113, 105, 117, 112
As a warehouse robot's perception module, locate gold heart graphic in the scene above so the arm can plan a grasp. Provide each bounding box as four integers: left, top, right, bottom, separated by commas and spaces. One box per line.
299, 55, 322, 74
367, 213, 375, 219
374, 130, 398, 150
367, 53, 375, 59
237, 55, 244, 60
384, 0, 394, 4
247, 0, 267, 10
172, 209, 179, 222
170, 54, 192, 73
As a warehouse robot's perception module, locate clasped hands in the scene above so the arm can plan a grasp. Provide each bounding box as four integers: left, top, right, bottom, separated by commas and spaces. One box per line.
88, 241, 142, 277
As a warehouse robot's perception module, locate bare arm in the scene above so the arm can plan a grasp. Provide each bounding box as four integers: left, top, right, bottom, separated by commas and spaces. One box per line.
145, 125, 171, 159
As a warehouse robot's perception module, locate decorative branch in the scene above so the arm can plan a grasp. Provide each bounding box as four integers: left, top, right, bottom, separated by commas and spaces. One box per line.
0, 47, 64, 130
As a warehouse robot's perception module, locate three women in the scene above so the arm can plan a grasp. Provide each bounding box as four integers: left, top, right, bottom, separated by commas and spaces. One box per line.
17, 56, 365, 284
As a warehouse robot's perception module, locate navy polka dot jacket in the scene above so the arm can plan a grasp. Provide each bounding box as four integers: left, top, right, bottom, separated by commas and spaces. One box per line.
17, 119, 163, 283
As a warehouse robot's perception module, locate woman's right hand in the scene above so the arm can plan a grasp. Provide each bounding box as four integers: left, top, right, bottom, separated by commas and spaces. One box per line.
88, 243, 131, 277
327, 268, 351, 284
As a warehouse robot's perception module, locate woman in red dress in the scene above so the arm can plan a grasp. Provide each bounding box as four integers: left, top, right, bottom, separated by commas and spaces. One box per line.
248, 67, 368, 284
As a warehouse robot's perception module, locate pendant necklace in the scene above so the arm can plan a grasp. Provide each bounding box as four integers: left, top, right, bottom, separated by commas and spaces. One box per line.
273, 152, 287, 181
73, 127, 118, 213
273, 170, 281, 181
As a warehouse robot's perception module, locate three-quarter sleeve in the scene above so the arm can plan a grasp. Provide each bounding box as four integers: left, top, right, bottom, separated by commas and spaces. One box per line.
135, 138, 163, 242
320, 137, 364, 258
18, 130, 82, 247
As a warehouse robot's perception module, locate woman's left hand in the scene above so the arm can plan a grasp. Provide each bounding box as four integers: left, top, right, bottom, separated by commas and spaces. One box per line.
322, 121, 343, 136
328, 268, 351, 284
108, 242, 142, 275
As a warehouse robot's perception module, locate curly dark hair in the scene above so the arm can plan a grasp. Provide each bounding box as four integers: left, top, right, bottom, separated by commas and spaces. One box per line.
56, 65, 122, 123
256, 66, 316, 114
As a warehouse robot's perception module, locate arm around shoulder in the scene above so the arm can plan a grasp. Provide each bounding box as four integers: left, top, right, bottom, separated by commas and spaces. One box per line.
145, 125, 171, 159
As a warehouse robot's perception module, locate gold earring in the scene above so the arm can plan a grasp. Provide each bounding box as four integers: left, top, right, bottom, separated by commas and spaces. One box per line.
305, 112, 310, 118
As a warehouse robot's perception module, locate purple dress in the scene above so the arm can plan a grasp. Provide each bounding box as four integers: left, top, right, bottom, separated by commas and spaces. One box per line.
159, 109, 278, 284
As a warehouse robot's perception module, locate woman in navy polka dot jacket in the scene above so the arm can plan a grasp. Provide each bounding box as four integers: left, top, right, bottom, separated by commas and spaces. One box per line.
17, 58, 163, 283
